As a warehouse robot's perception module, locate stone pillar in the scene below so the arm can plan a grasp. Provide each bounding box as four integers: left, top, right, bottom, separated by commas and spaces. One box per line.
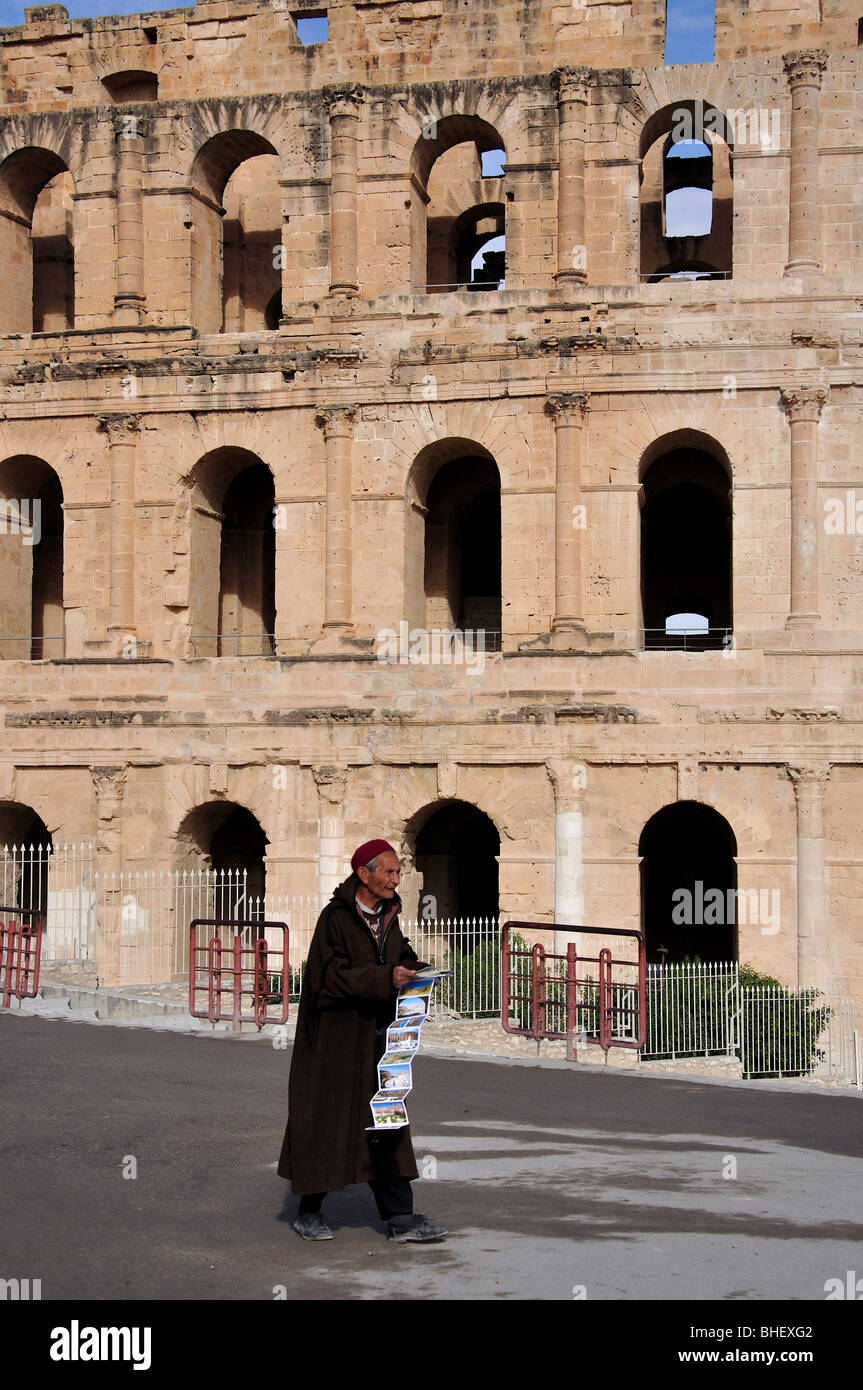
547, 759, 586, 950
91, 765, 126, 865
546, 393, 589, 633
98, 413, 140, 647
782, 50, 827, 276
780, 386, 827, 629
786, 764, 830, 987
314, 765, 348, 901
323, 84, 363, 296
554, 67, 590, 285
113, 114, 147, 323
315, 406, 356, 634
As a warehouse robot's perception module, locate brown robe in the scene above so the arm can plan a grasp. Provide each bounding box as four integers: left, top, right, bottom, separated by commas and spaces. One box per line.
277, 875, 424, 1194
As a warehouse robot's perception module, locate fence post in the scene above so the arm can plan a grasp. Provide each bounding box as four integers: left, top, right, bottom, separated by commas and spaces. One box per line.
565, 940, 578, 1061
531, 942, 545, 1041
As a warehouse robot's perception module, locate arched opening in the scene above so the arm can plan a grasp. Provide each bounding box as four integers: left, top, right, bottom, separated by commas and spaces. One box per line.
450, 204, 506, 289
0, 148, 75, 333
264, 290, 282, 329
639, 802, 738, 963
176, 800, 269, 920
0, 456, 64, 660
410, 800, 500, 927
640, 103, 732, 281
188, 448, 276, 657
640, 433, 732, 649
101, 71, 159, 102
407, 440, 501, 645
0, 803, 52, 919
410, 116, 506, 292
189, 132, 280, 334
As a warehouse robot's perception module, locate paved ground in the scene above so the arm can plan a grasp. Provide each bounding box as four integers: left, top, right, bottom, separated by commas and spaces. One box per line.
2, 1010, 862, 1302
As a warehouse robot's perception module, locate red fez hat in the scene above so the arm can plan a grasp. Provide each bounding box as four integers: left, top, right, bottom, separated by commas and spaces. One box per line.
350, 839, 396, 874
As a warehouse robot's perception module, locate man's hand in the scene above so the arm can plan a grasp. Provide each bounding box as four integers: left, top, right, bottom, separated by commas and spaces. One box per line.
392, 966, 417, 988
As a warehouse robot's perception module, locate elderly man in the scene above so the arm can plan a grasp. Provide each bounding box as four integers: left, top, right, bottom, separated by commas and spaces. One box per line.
277, 838, 447, 1243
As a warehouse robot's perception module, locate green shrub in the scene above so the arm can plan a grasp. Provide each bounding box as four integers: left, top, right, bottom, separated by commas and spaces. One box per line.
437, 935, 501, 1018
738, 962, 832, 1078
644, 956, 736, 1059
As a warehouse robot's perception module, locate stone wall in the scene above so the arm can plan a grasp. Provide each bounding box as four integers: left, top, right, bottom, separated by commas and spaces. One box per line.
0, 0, 861, 1019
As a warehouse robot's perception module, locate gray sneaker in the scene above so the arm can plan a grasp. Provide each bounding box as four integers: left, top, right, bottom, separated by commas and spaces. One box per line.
293, 1211, 334, 1240
387, 1214, 447, 1243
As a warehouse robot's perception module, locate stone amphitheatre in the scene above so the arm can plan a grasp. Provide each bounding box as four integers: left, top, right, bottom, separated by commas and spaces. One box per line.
0, 0, 860, 1022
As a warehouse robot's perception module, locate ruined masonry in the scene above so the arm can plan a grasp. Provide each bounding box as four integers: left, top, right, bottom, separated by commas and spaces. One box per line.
0, 0, 861, 1012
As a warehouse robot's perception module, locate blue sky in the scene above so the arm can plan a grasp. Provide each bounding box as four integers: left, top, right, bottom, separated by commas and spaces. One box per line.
665, 0, 715, 64
0, 0, 715, 62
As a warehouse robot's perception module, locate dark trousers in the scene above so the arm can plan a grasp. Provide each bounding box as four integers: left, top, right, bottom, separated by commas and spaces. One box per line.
299, 1177, 413, 1222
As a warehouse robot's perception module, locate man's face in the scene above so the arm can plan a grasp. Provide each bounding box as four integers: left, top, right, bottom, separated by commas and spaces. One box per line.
359, 851, 401, 900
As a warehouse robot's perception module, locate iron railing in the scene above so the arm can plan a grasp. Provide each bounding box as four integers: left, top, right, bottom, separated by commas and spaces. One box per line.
640, 626, 732, 652
2, 843, 858, 1084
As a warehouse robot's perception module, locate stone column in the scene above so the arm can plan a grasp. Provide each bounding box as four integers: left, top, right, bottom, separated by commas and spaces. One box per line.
113, 114, 147, 323
554, 67, 591, 285
547, 759, 586, 950
91, 765, 126, 865
780, 386, 827, 629
782, 50, 827, 276
313, 765, 348, 901
323, 84, 363, 296
546, 393, 589, 633
315, 406, 356, 634
786, 764, 830, 987
98, 413, 140, 647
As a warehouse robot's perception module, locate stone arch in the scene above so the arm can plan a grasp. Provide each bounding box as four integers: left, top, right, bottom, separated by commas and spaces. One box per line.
405, 437, 501, 639
188, 127, 281, 333
175, 798, 270, 916
0, 146, 76, 333
639, 801, 738, 964
448, 201, 506, 288
408, 107, 510, 290
0, 802, 53, 918
638, 430, 733, 648
186, 447, 276, 657
0, 455, 64, 660
404, 798, 501, 926
638, 100, 733, 280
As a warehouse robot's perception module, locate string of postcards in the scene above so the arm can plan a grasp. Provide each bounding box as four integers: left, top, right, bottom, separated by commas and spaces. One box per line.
368, 968, 450, 1130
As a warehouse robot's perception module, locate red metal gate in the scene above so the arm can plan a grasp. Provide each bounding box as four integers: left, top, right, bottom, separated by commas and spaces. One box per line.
189, 919, 289, 1031
502, 922, 646, 1057
0, 907, 43, 1008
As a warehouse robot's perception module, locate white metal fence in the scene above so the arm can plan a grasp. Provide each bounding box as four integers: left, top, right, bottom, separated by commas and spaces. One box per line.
2, 844, 858, 1083
641, 961, 859, 1084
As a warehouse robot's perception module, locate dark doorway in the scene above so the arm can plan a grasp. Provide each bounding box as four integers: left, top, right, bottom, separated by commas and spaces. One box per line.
424, 454, 501, 641
641, 445, 731, 648
0, 803, 52, 917
639, 801, 738, 963
414, 801, 500, 928
219, 462, 276, 656
177, 800, 269, 922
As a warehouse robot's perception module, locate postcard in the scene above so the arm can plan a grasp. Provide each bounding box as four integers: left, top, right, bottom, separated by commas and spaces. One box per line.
370, 1099, 409, 1129
396, 996, 427, 1018
399, 979, 434, 1001
377, 1062, 412, 1091
379, 1048, 417, 1066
